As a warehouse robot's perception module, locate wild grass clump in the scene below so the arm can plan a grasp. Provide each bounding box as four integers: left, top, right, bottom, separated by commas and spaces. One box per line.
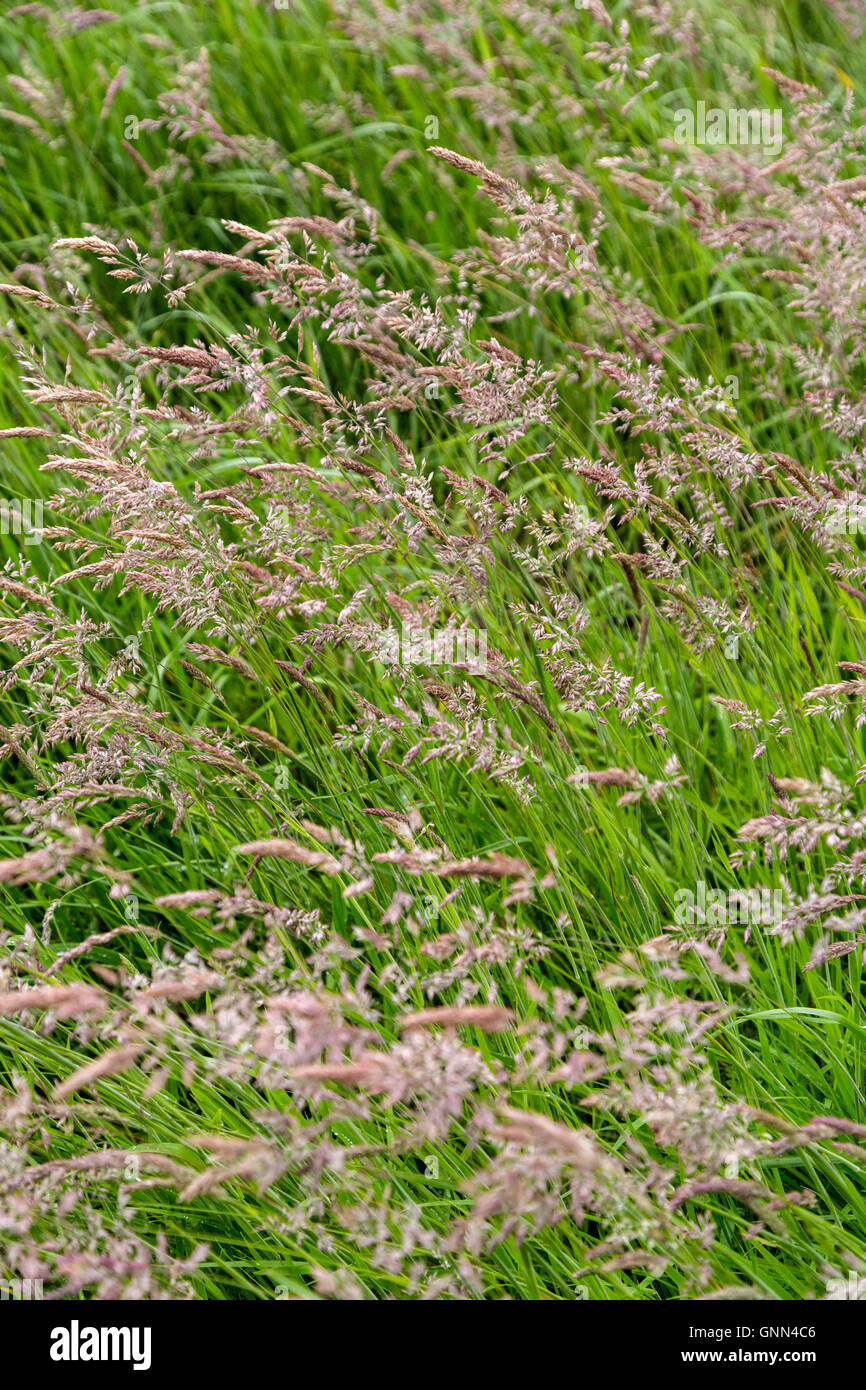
0, 0, 865, 1299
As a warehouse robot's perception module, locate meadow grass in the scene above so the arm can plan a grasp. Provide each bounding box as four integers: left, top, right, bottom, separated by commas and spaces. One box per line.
0, 0, 865, 1300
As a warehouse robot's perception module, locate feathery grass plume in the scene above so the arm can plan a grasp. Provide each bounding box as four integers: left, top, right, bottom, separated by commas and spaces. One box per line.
0, 0, 865, 1304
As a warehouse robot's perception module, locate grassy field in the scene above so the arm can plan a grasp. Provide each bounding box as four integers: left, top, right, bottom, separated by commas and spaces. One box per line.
1, 0, 866, 1300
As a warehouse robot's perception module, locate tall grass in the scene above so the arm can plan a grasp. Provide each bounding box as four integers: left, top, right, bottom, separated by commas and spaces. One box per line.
0, 0, 865, 1300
